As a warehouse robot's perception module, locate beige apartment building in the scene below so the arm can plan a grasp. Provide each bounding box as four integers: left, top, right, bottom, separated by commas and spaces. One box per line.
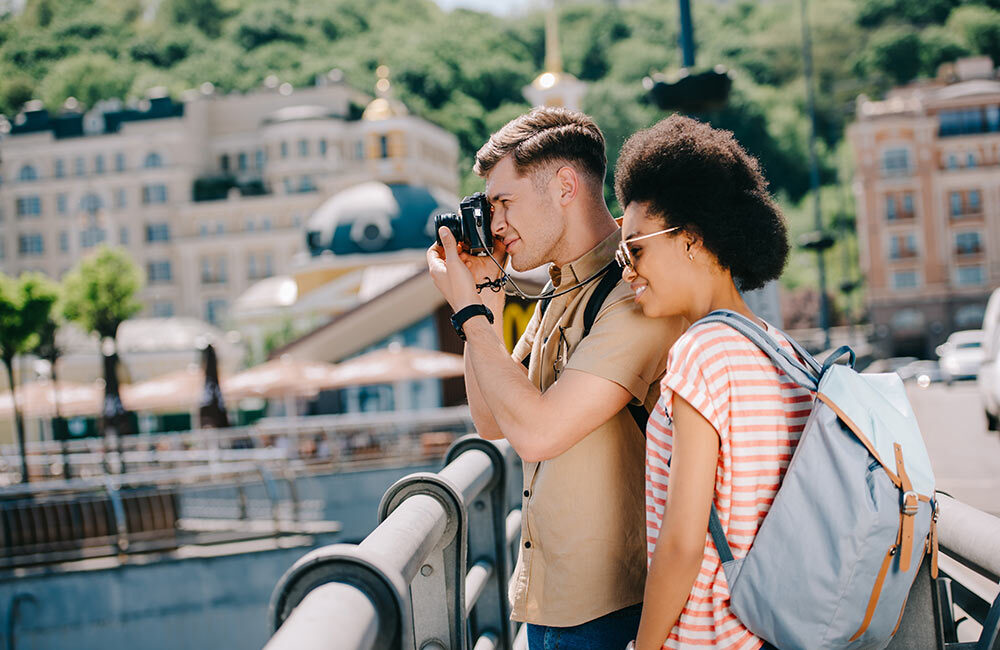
848, 57, 1000, 357
0, 72, 458, 327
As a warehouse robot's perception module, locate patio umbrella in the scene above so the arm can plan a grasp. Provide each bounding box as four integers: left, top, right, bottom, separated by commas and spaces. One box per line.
0, 380, 103, 419
120, 366, 207, 413
199, 343, 229, 428
324, 344, 464, 389
223, 356, 340, 401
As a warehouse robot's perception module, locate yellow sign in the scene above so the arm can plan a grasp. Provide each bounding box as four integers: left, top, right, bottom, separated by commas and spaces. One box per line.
503, 300, 536, 352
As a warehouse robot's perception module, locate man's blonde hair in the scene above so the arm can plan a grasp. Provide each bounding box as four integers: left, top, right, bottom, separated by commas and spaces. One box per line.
474, 107, 607, 188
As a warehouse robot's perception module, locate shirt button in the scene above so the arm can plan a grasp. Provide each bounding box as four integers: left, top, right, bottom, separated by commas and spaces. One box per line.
523, 490, 530, 498
524, 541, 531, 549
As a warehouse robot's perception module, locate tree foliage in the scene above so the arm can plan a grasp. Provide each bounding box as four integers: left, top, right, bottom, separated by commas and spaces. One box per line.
62, 247, 144, 341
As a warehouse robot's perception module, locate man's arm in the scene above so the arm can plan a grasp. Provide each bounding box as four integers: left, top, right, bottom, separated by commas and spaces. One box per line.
462, 290, 520, 440
462, 317, 634, 462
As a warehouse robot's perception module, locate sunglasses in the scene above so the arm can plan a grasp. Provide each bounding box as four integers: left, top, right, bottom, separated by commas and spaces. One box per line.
615, 226, 681, 273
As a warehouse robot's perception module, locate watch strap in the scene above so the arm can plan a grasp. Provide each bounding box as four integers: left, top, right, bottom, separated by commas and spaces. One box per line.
451, 304, 494, 340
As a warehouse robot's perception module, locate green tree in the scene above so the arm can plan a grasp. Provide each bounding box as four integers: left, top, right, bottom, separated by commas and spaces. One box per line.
0, 272, 60, 483
39, 52, 135, 110
948, 5, 1000, 64
62, 246, 143, 343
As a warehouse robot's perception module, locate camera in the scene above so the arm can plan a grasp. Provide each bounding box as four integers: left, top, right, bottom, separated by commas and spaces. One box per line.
434, 192, 493, 256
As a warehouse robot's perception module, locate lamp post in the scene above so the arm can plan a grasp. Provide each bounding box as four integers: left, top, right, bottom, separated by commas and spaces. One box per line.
799, 0, 832, 351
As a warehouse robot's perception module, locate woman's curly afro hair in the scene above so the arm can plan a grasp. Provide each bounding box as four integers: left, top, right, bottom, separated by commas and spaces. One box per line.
614, 115, 789, 291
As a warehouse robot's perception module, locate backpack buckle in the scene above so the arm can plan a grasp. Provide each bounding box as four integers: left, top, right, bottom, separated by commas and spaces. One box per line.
901, 490, 919, 516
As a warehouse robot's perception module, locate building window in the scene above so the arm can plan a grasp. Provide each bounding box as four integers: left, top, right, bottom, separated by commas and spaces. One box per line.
379, 135, 389, 159
280, 141, 288, 158
216, 222, 224, 235
886, 195, 897, 220
57, 193, 68, 215
74, 157, 85, 176
18, 165, 38, 182
355, 140, 364, 160
246, 218, 255, 232
205, 299, 227, 325
889, 234, 918, 260
902, 192, 914, 217
152, 301, 174, 318
144, 152, 163, 168
950, 191, 962, 217
255, 148, 266, 169
80, 226, 106, 249
891, 270, 919, 290
946, 154, 958, 170
145, 223, 171, 242
237, 152, 248, 171
988, 106, 1000, 132
115, 189, 126, 209
81, 193, 102, 215
969, 189, 981, 212
319, 139, 327, 157
283, 177, 293, 194
881, 148, 910, 176
54, 159, 65, 178
119, 226, 129, 245
59, 231, 69, 252
18, 234, 44, 256
220, 154, 230, 172
298, 139, 309, 157
967, 152, 977, 168
956, 265, 985, 286
147, 260, 172, 284
142, 184, 168, 204
300, 176, 316, 192
956, 231, 983, 256
940, 108, 992, 136
95, 154, 105, 174
115, 153, 125, 172
16, 196, 42, 217
262, 217, 271, 231
201, 256, 228, 284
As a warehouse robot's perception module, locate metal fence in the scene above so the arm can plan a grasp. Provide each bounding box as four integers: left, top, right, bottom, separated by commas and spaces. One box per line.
266, 437, 1000, 650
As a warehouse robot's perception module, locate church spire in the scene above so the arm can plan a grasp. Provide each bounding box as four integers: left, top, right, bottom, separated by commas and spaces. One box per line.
544, 1, 563, 75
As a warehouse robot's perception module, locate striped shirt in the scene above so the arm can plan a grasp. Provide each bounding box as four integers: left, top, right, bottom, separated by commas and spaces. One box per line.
645, 321, 815, 649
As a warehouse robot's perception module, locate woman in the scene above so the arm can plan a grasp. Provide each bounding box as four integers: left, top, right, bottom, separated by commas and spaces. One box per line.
614, 115, 813, 650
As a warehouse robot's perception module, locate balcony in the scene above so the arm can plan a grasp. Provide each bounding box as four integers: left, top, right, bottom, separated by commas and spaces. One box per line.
193, 175, 269, 202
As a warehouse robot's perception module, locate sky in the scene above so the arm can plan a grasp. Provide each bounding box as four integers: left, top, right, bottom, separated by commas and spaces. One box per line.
432, 0, 538, 16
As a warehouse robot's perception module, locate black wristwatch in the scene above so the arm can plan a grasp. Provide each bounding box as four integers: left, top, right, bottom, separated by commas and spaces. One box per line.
451, 304, 494, 341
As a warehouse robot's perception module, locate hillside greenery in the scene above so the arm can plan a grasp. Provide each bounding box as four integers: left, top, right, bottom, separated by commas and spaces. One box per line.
3, 0, 999, 323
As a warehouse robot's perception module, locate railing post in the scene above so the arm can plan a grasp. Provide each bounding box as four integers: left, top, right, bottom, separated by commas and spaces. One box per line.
445, 436, 516, 649
378, 469, 469, 650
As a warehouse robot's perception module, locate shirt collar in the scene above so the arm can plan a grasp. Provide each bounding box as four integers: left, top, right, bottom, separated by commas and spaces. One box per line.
549, 228, 621, 288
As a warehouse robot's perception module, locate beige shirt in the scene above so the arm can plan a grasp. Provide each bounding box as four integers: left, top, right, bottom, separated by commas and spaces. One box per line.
508, 228, 682, 627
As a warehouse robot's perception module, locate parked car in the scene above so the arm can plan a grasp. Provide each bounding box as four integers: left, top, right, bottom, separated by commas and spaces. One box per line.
979, 289, 1000, 430
936, 330, 984, 384
896, 360, 942, 384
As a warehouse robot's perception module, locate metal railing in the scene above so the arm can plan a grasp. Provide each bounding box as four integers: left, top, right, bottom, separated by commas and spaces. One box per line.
267, 435, 523, 650
1, 407, 474, 483
266, 437, 1000, 650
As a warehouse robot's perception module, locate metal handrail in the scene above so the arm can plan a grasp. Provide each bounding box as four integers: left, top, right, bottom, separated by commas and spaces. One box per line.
266, 436, 1000, 650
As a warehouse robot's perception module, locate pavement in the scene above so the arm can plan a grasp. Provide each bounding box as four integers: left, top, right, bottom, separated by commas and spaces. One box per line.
907, 381, 1000, 516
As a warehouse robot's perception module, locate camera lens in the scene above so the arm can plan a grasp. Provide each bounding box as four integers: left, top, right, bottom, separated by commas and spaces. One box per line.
434, 212, 465, 247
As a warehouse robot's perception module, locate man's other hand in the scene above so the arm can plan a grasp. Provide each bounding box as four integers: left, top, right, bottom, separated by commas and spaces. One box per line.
427, 226, 485, 312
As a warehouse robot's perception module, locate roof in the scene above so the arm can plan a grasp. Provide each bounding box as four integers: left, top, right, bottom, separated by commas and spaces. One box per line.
305, 182, 457, 257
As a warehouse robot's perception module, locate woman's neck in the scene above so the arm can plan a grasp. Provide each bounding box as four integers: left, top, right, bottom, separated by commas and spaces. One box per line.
688, 273, 765, 329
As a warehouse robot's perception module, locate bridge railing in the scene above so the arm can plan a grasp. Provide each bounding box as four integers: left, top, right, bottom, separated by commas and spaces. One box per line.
266, 436, 1000, 650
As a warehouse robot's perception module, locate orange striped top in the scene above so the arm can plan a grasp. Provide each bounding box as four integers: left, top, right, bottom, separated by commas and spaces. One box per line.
645, 321, 814, 649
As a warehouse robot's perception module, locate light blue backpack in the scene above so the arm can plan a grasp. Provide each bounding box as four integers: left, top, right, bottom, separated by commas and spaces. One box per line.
696, 310, 938, 650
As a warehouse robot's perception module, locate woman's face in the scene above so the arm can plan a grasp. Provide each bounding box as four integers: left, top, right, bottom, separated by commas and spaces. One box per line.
620, 201, 699, 319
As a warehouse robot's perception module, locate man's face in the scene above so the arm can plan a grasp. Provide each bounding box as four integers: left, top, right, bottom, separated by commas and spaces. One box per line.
484, 155, 563, 272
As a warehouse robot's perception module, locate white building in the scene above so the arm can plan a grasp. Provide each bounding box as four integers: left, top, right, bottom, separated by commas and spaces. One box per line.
0, 72, 459, 328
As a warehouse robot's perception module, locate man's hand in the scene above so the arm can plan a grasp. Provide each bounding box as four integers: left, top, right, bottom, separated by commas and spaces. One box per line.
427, 227, 506, 312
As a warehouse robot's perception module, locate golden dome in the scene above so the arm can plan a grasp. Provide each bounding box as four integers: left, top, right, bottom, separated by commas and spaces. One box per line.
362, 65, 409, 121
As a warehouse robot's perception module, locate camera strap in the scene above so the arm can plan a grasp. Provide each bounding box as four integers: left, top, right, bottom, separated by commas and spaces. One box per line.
518, 262, 650, 434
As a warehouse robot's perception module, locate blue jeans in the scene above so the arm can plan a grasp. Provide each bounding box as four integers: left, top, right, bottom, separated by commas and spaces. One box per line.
526, 602, 642, 650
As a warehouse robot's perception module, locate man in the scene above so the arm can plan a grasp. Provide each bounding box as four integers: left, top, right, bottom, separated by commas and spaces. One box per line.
427, 107, 684, 649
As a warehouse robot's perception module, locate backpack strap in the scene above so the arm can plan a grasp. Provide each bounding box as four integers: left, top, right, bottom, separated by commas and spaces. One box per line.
520, 262, 650, 433
694, 309, 823, 566
694, 310, 821, 391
